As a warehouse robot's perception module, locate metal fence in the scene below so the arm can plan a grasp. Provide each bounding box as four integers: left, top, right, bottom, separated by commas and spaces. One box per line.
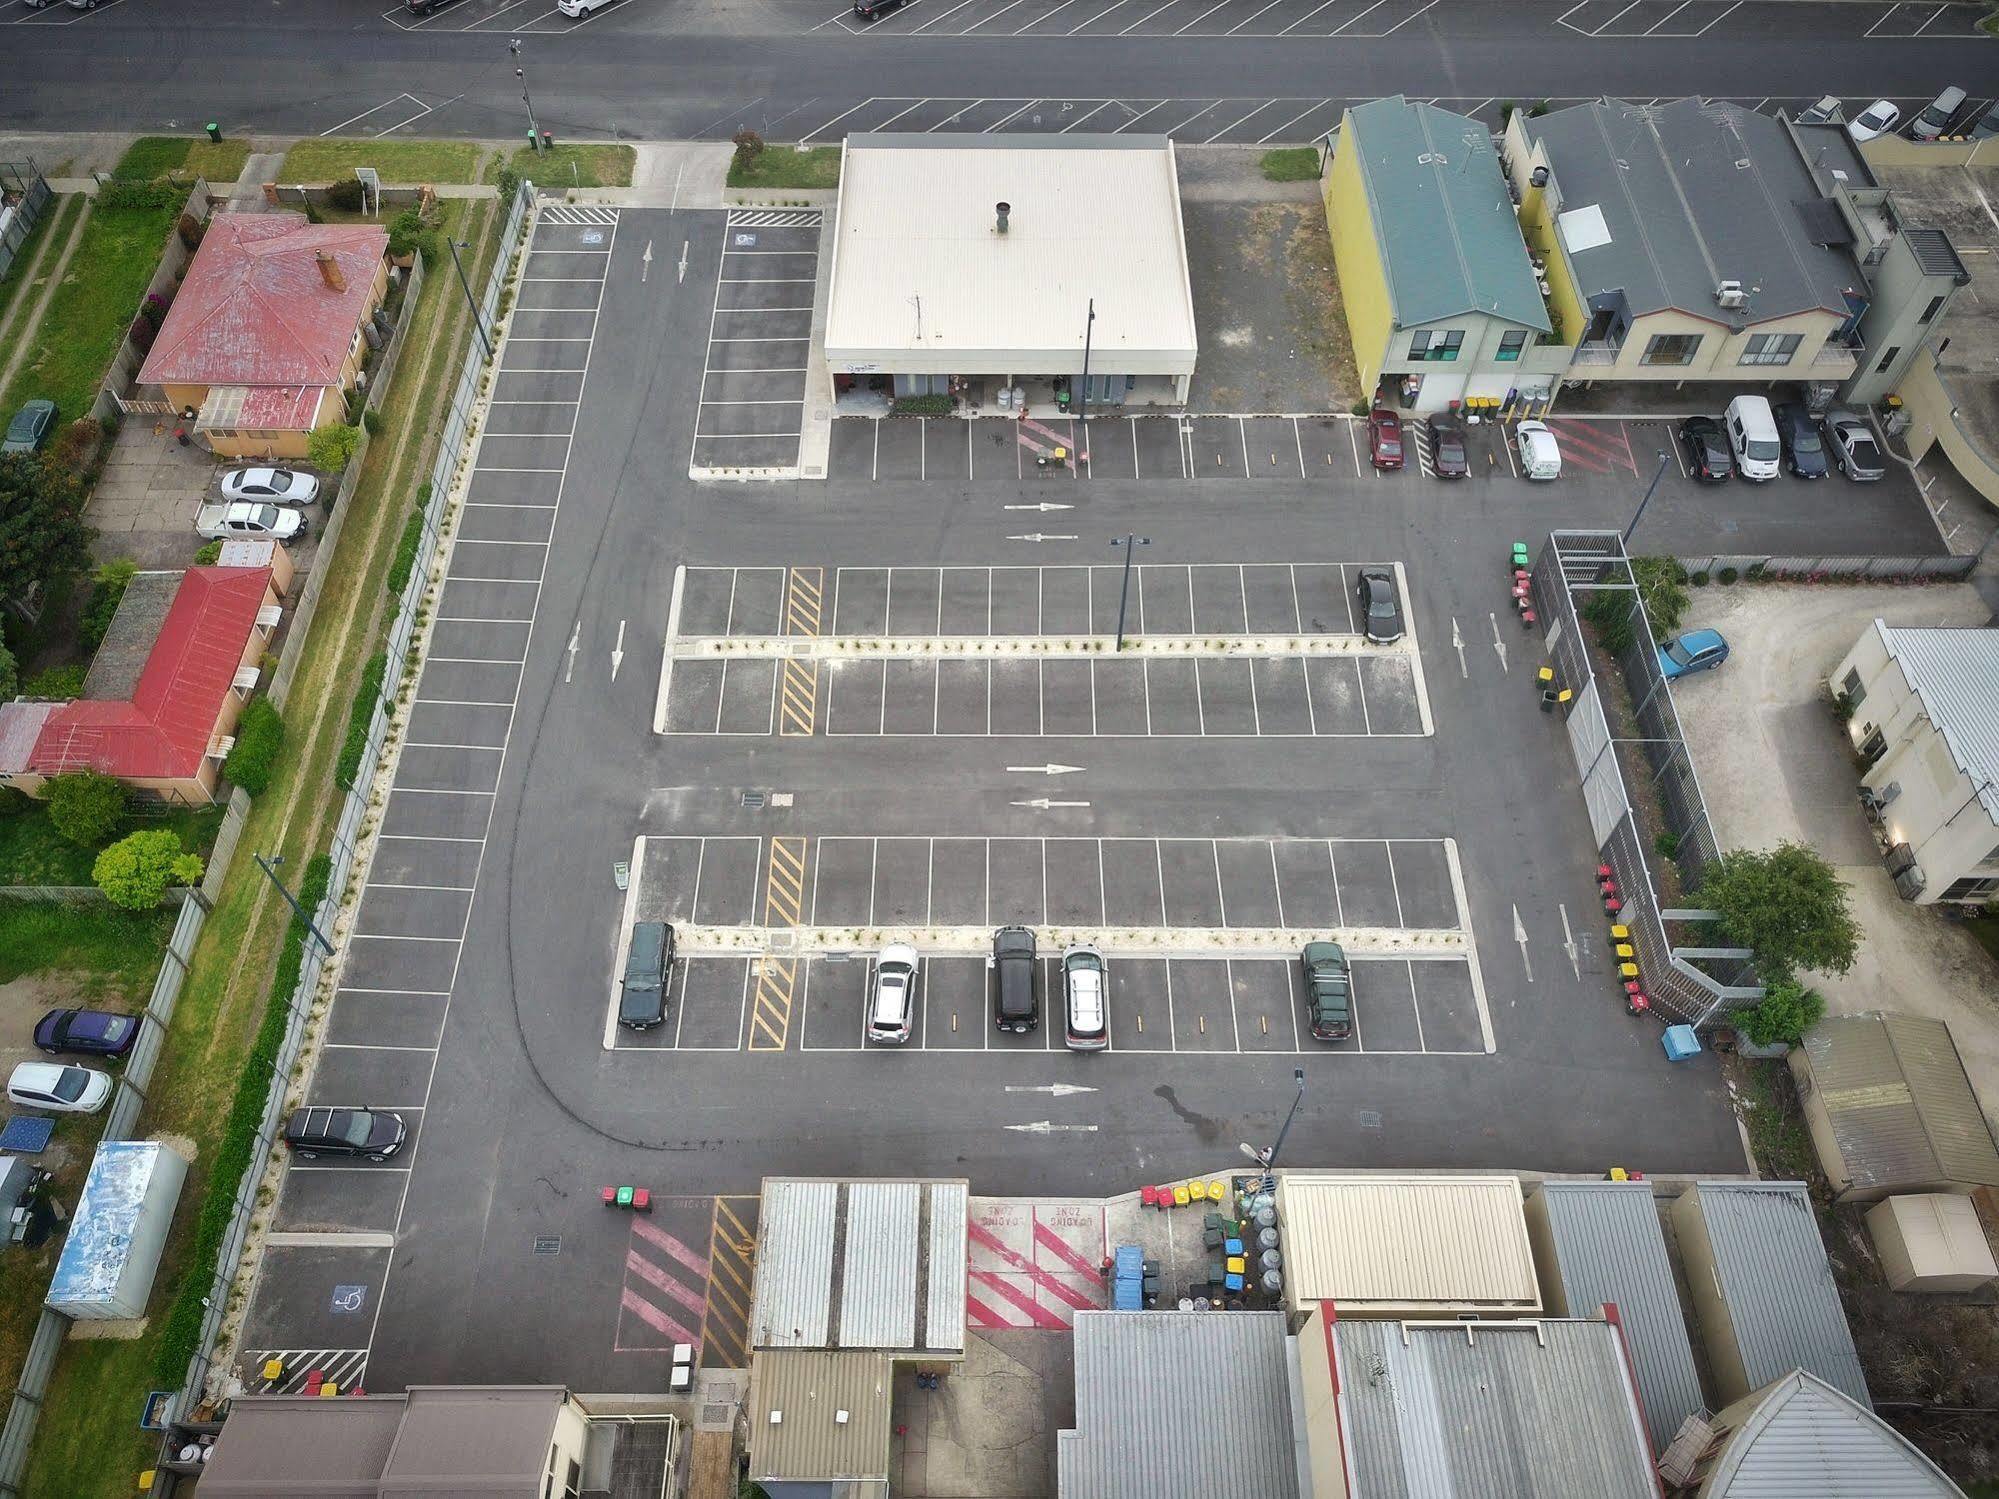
1673, 555, 1975, 582
1531, 531, 1762, 1028
0, 161, 53, 284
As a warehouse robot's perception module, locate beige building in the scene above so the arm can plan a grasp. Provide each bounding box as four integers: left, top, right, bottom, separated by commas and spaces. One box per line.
1833, 621, 1999, 904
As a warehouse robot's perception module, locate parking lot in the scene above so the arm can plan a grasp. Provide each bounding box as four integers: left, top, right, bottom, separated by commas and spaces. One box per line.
693, 209, 821, 476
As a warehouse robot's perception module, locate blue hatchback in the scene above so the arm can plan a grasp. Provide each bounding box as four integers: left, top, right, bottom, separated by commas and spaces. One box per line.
1659, 628, 1730, 681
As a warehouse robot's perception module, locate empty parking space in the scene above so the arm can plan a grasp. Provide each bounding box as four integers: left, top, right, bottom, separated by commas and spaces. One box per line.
693, 210, 821, 475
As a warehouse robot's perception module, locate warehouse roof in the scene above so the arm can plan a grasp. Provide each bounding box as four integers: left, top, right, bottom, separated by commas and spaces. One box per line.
1530, 1182, 1705, 1453
824, 134, 1197, 365
1872, 623, 1999, 824
201, 1397, 407, 1498
1344, 96, 1550, 331
1275, 1173, 1540, 1316
1057, 1311, 1302, 1499
750, 1177, 968, 1353
1335, 1319, 1656, 1499
1701, 1369, 1960, 1497
748, 1350, 894, 1484
1800, 1011, 1999, 1192
1690, 1182, 1869, 1404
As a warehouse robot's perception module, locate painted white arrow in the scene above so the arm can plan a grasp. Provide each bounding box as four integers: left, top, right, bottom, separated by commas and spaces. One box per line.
1011, 798, 1091, 810
1004, 1083, 1099, 1096
1512, 903, 1534, 983
1489, 612, 1509, 674
1006, 764, 1085, 776
1006, 533, 1079, 543
676, 240, 689, 285
1004, 1121, 1100, 1134
641, 240, 653, 283
1452, 616, 1467, 678
611, 619, 626, 680
564, 621, 580, 684
1003, 501, 1074, 512
1560, 902, 1580, 981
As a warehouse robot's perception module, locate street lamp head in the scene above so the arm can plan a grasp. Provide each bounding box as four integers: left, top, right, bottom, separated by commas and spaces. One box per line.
1293, 1067, 1306, 1087
1238, 1142, 1267, 1164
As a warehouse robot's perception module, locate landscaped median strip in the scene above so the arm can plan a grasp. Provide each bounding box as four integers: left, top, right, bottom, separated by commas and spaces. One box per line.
675, 632, 1414, 661
667, 924, 1467, 959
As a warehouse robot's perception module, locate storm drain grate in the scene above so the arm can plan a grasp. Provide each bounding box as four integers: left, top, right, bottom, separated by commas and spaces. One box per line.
702, 1404, 731, 1425
533, 1235, 562, 1256
1356, 1110, 1382, 1131
741, 790, 766, 809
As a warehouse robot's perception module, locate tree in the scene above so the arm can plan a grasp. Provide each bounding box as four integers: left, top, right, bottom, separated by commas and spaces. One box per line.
93, 829, 204, 910
306, 422, 361, 474
223, 697, 284, 795
1701, 842, 1860, 981
0, 453, 92, 610
1729, 977, 1827, 1049
44, 769, 127, 847
0, 639, 16, 702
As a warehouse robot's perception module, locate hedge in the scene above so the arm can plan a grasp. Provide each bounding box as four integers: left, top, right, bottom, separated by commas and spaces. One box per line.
223, 697, 284, 795
335, 652, 390, 790
152, 853, 333, 1385
384, 493, 427, 601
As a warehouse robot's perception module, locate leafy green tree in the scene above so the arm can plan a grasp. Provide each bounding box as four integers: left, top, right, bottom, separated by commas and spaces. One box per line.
223, 697, 284, 795
0, 454, 92, 610
1729, 977, 1827, 1048
0, 639, 16, 701
93, 829, 204, 910
306, 422, 361, 474
1701, 842, 1859, 981
44, 769, 127, 847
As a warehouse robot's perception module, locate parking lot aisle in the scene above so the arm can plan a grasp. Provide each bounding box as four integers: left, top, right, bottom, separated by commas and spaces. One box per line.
692, 210, 822, 477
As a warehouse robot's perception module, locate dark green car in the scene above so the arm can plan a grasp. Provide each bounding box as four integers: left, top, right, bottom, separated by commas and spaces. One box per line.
1301, 941, 1352, 1041
2, 400, 56, 455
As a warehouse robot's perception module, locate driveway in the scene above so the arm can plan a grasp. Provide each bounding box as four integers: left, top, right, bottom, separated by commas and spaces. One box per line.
1668, 578, 1999, 1119
88, 419, 326, 572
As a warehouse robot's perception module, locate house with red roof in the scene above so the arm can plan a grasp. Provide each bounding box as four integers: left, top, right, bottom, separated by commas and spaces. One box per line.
138, 211, 389, 460
0, 554, 290, 805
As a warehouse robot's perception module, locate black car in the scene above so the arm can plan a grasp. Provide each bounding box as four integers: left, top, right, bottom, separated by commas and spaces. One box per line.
283, 1106, 406, 1161
1427, 416, 1468, 478
990, 926, 1039, 1034
405, 0, 459, 11
1771, 402, 1828, 479
1677, 415, 1733, 483
618, 920, 675, 1031
1354, 567, 1404, 645
33, 1007, 137, 1059
853, 0, 905, 16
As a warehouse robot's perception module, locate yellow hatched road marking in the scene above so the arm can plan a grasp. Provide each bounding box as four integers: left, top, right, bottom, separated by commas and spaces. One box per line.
785, 565, 824, 635
750, 835, 808, 1050
778, 658, 818, 737
699, 1195, 757, 1368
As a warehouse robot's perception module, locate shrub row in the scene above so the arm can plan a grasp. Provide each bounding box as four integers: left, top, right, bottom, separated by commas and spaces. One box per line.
384, 485, 430, 601
334, 652, 390, 790
152, 853, 334, 1384
223, 698, 284, 796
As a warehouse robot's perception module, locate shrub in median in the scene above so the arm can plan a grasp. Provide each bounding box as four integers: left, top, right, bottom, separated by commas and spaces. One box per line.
223, 698, 284, 795
45, 769, 127, 848
93, 828, 204, 910
336, 652, 390, 790
384, 487, 429, 600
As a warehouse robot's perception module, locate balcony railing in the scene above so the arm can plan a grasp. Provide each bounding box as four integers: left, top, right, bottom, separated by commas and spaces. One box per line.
1570, 343, 1621, 367
1813, 341, 1862, 368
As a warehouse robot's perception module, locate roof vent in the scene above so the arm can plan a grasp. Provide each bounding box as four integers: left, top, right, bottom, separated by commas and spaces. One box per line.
995, 201, 1010, 235
315, 251, 346, 293
1530, 165, 1549, 188
1715, 279, 1748, 309
835, 1409, 851, 1424
768, 1410, 783, 1425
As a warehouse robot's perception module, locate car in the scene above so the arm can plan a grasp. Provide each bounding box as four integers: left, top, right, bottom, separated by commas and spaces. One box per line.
1061, 945, 1107, 1052
283, 1106, 406, 1161
1771, 402, 1828, 479
1822, 409, 1885, 481
2, 399, 56, 455
1515, 419, 1561, 480
196, 502, 306, 542
557, 0, 617, 13
6, 1062, 112, 1114
866, 943, 919, 1045
219, 467, 319, 505
33, 1007, 137, 1059
1658, 628, 1730, 681
1972, 105, 1999, 142
1367, 406, 1404, 470
1427, 415, 1468, 478
1795, 96, 1844, 126
404, 0, 461, 11
1354, 567, 1404, 645
618, 920, 675, 1031
1847, 101, 1901, 142
990, 925, 1039, 1035
1676, 415, 1733, 484
852, 0, 906, 16
1909, 86, 1966, 141
1300, 942, 1352, 1042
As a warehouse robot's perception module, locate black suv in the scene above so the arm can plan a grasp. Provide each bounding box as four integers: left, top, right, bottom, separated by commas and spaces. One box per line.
1771, 402, 1828, 480
853, 0, 906, 16
990, 926, 1039, 1034
619, 921, 675, 1031
284, 1107, 406, 1161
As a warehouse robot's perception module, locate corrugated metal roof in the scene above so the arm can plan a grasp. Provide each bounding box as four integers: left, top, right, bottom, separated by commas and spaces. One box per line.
1802, 1012, 1999, 1191
824, 134, 1197, 368
1276, 1173, 1540, 1314
839, 1182, 919, 1349
1336, 1319, 1656, 1499
926, 1182, 968, 1355
1704, 1370, 1961, 1496
753, 1179, 839, 1349
749, 1351, 894, 1484
1057, 1311, 1301, 1499
1877, 624, 1999, 823
1904, 227, 1967, 281
1533, 1183, 1705, 1452
1690, 1182, 1869, 1404
1345, 96, 1551, 331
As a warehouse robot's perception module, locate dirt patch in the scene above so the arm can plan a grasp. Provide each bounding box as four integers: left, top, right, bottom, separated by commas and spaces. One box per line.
0, 971, 95, 1078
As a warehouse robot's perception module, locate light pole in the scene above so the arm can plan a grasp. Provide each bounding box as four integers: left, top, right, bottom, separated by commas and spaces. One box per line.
510, 39, 543, 155
252, 853, 334, 957
1622, 449, 1671, 548
1239, 1068, 1308, 1172
1110, 534, 1150, 651
1075, 298, 1096, 466
447, 239, 493, 362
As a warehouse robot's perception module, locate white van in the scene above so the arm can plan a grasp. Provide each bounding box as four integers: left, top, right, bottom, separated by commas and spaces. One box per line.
1724, 395, 1782, 482
1516, 420, 1562, 481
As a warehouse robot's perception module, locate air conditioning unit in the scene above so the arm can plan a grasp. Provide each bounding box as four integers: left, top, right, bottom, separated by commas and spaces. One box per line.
1715, 279, 1747, 309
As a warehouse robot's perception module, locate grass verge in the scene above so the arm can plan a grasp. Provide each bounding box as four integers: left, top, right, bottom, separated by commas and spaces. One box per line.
1259, 147, 1321, 182
278, 138, 480, 185
726, 145, 841, 190
0, 197, 178, 422
0, 902, 177, 999
17, 194, 504, 1499
492, 142, 635, 188
0, 193, 83, 341
0, 803, 223, 888
112, 136, 252, 185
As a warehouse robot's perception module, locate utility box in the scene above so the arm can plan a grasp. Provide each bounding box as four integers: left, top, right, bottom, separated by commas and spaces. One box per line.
46, 1140, 189, 1321
1865, 1193, 1998, 1294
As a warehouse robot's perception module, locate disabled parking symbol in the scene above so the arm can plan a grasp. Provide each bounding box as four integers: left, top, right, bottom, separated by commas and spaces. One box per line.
330, 1285, 368, 1315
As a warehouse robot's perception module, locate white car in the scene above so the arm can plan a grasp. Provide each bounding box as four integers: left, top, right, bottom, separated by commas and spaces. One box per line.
556, 0, 616, 14
220, 467, 319, 506
1515, 420, 1562, 481
1847, 101, 1901, 142
7, 1061, 113, 1114
866, 943, 919, 1045
196, 502, 306, 542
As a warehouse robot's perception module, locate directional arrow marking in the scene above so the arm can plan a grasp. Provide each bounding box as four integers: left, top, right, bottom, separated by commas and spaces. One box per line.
1512, 903, 1533, 983
676, 240, 689, 285
1560, 903, 1580, 981
641, 240, 653, 283
564, 621, 580, 684
1489, 612, 1509, 674
1003, 1084, 1099, 1096
611, 619, 626, 681
1006, 764, 1085, 776
1006, 533, 1079, 543
1003, 501, 1074, 512
1011, 798, 1091, 810
1004, 1121, 1100, 1134
1451, 616, 1468, 679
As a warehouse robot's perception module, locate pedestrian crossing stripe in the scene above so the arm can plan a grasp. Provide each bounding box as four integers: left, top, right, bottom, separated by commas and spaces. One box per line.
726, 210, 822, 229
539, 205, 621, 226
246, 1348, 368, 1395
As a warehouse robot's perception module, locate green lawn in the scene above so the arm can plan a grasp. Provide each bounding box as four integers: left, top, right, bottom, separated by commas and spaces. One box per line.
1260, 147, 1322, 183
726, 145, 841, 190
493, 142, 635, 189
0, 193, 82, 335
278, 138, 481, 185
0, 803, 224, 888
0, 198, 178, 423
113, 136, 251, 184
0, 900, 176, 1000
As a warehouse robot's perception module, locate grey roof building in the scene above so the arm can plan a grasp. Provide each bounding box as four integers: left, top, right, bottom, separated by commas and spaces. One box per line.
748, 1349, 895, 1497
1524, 1182, 1706, 1453
1057, 1310, 1303, 1499
1792, 1012, 1999, 1201
1670, 1182, 1868, 1406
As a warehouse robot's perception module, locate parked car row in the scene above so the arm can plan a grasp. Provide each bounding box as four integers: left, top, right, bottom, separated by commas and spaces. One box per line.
1697, 397, 1884, 485
1841, 87, 1993, 144
3, 1005, 141, 1116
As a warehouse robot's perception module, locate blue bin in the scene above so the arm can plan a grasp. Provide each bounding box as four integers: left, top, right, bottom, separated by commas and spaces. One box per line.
1662, 1024, 1701, 1062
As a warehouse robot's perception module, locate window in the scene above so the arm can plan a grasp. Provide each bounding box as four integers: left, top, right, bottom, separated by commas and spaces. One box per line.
1876, 345, 1902, 374
1641, 332, 1702, 366
1408, 329, 1464, 362
1858, 727, 1887, 764
1842, 668, 1866, 708
1974, 843, 1999, 874
1941, 875, 1999, 902
1738, 333, 1802, 367
1919, 295, 1946, 325
1495, 330, 1527, 363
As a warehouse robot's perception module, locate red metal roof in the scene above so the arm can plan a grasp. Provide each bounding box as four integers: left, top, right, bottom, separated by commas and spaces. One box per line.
31, 567, 274, 782
138, 212, 388, 390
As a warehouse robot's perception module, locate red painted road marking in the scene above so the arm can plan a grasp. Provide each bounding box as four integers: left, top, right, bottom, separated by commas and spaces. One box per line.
1033, 1218, 1105, 1279
632, 1217, 711, 1277
967, 1220, 1100, 1310
965, 1291, 1016, 1329
619, 1287, 700, 1348
627, 1249, 708, 1318
968, 1268, 1073, 1328
1546, 419, 1637, 474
